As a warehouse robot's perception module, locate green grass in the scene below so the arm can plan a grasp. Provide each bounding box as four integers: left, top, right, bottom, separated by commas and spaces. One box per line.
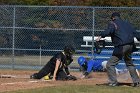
2, 85, 140, 93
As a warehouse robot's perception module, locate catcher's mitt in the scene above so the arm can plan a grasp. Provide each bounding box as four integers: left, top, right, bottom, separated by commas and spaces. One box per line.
66, 75, 77, 81
94, 40, 105, 54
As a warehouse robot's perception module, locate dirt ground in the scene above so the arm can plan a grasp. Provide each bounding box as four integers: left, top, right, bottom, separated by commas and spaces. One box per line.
0, 70, 135, 92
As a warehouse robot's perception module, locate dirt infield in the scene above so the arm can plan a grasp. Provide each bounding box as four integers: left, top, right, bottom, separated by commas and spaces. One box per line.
0, 70, 134, 92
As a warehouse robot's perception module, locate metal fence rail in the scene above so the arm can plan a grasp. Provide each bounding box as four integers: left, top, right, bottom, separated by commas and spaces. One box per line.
0, 6, 140, 70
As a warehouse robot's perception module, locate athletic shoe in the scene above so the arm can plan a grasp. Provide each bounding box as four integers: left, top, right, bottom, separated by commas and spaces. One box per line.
132, 82, 140, 87
108, 82, 119, 87
30, 75, 35, 79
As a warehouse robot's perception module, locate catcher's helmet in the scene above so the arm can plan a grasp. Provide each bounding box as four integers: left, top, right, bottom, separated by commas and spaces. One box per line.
64, 45, 75, 55
78, 56, 86, 66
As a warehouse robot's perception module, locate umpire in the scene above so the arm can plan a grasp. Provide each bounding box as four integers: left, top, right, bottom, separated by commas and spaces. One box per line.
96, 12, 140, 87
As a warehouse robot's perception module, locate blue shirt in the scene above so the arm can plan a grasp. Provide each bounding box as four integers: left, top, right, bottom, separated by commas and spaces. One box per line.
85, 59, 103, 73
100, 18, 140, 46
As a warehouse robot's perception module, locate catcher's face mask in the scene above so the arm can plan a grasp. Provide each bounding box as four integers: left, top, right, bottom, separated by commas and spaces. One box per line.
64, 46, 75, 56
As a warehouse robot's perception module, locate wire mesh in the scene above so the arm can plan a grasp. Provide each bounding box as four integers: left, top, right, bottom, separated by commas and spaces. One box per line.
0, 6, 140, 70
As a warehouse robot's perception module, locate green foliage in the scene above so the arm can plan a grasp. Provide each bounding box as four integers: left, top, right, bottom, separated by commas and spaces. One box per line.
0, 0, 51, 5
0, 0, 140, 6
92, 0, 138, 6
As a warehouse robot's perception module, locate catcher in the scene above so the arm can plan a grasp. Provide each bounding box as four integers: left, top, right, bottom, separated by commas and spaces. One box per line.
30, 45, 77, 81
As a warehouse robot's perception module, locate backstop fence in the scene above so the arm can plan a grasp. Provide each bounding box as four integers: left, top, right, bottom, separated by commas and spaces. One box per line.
0, 5, 140, 70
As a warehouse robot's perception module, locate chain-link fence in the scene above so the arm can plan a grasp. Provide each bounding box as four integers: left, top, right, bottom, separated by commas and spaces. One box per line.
0, 6, 140, 70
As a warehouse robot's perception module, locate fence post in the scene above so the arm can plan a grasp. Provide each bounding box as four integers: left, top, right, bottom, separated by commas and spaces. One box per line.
12, 6, 16, 70
39, 45, 42, 66
91, 8, 95, 59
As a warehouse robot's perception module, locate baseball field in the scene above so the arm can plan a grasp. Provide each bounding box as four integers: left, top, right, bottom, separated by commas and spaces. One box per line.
0, 69, 140, 93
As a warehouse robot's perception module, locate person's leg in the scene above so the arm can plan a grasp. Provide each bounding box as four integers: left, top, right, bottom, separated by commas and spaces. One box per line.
30, 62, 53, 79
123, 45, 140, 86
136, 69, 140, 77
124, 53, 140, 83
106, 56, 120, 84
101, 60, 107, 70
56, 69, 67, 80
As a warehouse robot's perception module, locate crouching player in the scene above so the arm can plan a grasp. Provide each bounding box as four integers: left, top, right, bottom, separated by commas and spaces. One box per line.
30, 46, 77, 81
78, 56, 139, 79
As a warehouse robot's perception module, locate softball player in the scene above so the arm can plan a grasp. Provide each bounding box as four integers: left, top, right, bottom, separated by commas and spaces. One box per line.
30, 45, 75, 81
78, 56, 139, 79
78, 56, 107, 78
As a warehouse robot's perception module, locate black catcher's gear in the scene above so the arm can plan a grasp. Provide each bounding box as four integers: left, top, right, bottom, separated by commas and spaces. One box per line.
64, 45, 75, 75
30, 46, 75, 80
64, 56, 73, 75
94, 40, 105, 54
65, 75, 77, 81
64, 45, 75, 56
30, 52, 66, 79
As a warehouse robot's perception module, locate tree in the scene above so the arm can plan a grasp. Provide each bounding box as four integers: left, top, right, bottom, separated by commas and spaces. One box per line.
0, 0, 50, 5
0, 0, 140, 7
92, 0, 139, 6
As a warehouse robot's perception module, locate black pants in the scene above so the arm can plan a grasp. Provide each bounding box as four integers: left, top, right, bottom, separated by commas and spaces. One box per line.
32, 62, 67, 80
